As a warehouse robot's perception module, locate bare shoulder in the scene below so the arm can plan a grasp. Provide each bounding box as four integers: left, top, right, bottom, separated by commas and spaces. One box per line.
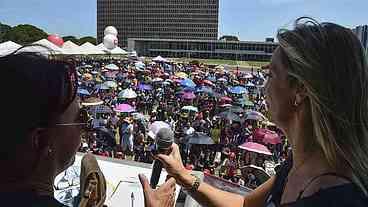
301, 174, 351, 198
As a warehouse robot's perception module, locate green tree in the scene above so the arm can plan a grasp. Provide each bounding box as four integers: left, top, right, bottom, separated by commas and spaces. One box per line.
2, 24, 48, 45
79, 36, 97, 45
219, 35, 239, 42
0, 22, 12, 42
62, 36, 80, 45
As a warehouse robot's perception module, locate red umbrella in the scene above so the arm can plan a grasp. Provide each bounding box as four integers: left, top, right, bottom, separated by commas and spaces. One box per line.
263, 132, 281, 145
203, 80, 214, 86
238, 142, 272, 155
220, 96, 232, 102
253, 128, 281, 145
181, 92, 196, 100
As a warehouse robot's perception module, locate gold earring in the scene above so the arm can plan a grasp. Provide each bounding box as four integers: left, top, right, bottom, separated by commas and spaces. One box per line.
294, 99, 298, 107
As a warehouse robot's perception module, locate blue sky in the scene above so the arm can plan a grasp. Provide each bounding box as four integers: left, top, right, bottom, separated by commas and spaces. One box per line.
0, 0, 367, 41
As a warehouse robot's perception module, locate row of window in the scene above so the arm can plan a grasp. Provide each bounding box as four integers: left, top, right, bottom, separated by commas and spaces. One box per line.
144, 51, 270, 61
139, 42, 276, 52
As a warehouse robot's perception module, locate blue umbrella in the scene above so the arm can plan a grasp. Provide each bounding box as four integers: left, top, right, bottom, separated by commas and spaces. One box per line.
138, 84, 153, 91
183, 87, 196, 92
229, 86, 248, 94
95, 84, 110, 90
77, 88, 90, 96
180, 78, 196, 88
195, 86, 213, 94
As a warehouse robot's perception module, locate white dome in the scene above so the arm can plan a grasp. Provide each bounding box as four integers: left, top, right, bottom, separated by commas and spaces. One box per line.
104, 26, 118, 37
103, 34, 118, 50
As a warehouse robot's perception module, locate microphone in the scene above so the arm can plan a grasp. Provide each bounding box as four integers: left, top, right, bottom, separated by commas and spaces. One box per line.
150, 127, 174, 189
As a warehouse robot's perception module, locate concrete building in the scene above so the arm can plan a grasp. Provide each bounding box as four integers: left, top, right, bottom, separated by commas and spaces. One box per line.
128, 38, 278, 61
97, 0, 219, 47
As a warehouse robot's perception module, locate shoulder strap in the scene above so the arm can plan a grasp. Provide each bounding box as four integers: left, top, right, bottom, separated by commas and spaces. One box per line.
297, 172, 353, 199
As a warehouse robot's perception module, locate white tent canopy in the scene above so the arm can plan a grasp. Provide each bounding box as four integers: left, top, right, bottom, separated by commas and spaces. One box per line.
0, 41, 22, 56
27, 39, 65, 54
62, 40, 82, 55
79, 42, 105, 55
152, 55, 168, 62
97, 43, 128, 55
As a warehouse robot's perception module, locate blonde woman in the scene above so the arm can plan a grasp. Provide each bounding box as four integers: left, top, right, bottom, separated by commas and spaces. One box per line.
140, 17, 368, 207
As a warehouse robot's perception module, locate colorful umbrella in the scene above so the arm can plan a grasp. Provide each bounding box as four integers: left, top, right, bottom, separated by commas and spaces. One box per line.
195, 86, 213, 95
181, 92, 196, 100
182, 106, 199, 112
118, 88, 137, 99
253, 128, 281, 145
132, 112, 146, 121
105, 63, 119, 71
203, 80, 214, 86
180, 78, 196, 88
220, 96, 232, 102
104, 72, 117, 79
103, 81, 118, 88
114, 104, 135, 113
138, 84, 153, 91
77, 88, 90, 96
81, 97, 104, 106
217, 111, 241, 122
95, 84, 110, 90
228, 105, 244, 113
148, 121, 171, 139
238, 142, 272, 155
152, 77, 163, 82
246, 110, 267, 121
175, 72, 188, 79
186, 132, 214, 145
89, 105, 113, 114
229, 86, 248, 94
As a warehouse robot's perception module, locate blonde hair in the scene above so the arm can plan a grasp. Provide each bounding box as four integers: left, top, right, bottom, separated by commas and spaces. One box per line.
277, 17, 368, 195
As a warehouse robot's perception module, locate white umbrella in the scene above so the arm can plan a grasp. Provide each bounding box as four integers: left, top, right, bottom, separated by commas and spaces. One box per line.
148, 121, 171, 139
118, 88, 137, 99
105, 63, 119, 71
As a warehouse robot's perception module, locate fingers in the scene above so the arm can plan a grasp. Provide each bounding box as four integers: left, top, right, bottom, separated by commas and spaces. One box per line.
160, 177, 176, 192
138, 174, 152, 194
156, 154, 171, 165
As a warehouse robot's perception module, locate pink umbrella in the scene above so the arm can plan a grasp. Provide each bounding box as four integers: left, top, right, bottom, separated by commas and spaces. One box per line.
238, 142, 272, 156
263, 132, 281, 145
114, 104, 135, 113
253, 128, 281, 145
181, 92, 196, 100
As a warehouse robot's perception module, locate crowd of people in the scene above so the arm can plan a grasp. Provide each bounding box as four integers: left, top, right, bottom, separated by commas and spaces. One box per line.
76, 57, 290, 189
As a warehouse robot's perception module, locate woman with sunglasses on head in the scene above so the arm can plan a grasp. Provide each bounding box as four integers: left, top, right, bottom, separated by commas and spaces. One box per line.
144, 17, 368, 207
0, 49, 88, 206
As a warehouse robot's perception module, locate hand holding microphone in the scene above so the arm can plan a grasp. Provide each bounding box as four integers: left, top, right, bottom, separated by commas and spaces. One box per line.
150, 127, 174, 189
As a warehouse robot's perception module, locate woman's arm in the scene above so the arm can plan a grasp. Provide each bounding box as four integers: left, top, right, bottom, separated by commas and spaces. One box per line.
178, 171, 274, 207
156, 144, 275, 207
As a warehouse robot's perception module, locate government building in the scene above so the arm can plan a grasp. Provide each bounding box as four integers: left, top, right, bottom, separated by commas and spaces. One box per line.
97, 0, 219, 47
128, 38, 278, 61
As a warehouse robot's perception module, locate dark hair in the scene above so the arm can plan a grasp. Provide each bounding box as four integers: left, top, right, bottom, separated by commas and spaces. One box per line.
0, 46, 77, 155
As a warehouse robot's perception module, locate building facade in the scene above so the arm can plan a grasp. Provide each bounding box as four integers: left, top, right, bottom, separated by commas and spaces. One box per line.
97, 0, 219, 47
128, 38, 278, 61
353, 25, 368, 51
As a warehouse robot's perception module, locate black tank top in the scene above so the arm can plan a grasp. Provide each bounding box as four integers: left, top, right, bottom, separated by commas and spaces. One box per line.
264, 157, 368, 207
